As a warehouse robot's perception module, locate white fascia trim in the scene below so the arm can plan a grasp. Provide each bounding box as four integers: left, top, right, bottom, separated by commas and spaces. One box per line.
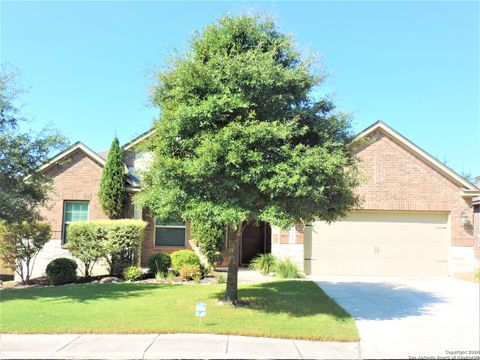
123, 129, 156, 151
355, 121, 478, 191
38, 142, 106, 172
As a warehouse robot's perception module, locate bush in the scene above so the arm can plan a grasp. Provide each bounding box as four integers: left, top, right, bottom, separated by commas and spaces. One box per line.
65, 220, 147, 277
155, 271, 165, 280
249, 253, 276, 275
46, 258, 78, 285
179, 264, 202, 280
67, 222, 106, 279
275, 258, 302, 279
216, 273, 226, 284
148, 253, 171, 275
0, 221, 50, 285
123, 265, 143, 281
171, 250, 201, 273
191, 220, 226, 265
475, 268, 480, 281
102, 220, 147, 276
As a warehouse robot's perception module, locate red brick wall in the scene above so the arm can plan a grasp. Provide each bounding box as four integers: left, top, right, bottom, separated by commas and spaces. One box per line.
356, 130, 474, 247
274, 129, 474, 247
40, 149, 108, 240
138, 210, 193, 266
42, 130, 475, 265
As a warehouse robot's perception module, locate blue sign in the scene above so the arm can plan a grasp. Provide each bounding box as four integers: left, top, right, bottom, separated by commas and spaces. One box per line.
196, 301, 206, 317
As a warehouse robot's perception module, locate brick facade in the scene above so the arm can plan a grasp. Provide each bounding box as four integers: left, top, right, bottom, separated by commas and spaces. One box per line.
271, 128, 478, 273
138, 210, 194, 267
40, 149, 108, 239
355, 130, 474, 247
33, 124, 478, 277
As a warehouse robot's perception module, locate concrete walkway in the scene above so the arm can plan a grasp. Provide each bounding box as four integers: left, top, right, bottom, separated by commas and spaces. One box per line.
0, 333, 360, 359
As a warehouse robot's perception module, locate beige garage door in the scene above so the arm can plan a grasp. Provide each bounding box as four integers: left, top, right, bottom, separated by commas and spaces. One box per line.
305, 211, 449, 276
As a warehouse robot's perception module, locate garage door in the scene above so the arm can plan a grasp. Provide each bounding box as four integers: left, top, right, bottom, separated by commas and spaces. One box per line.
305, 211, 449, 276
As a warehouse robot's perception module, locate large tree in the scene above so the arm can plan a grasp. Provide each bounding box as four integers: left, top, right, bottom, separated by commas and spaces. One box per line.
138, 15, 359, 304
0, 67, 66, 223
98, 137, 126, 219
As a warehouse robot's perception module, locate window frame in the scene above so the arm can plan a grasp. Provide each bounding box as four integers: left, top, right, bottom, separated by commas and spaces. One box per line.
62, 200, 90, 244
153, 219, 187, 248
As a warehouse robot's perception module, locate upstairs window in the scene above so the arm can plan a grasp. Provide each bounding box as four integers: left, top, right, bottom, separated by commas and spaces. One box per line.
154, 220, 186, 247
63, 201, 89, 243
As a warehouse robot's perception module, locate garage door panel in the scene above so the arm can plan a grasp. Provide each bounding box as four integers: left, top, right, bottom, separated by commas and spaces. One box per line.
308, 211, 448, 276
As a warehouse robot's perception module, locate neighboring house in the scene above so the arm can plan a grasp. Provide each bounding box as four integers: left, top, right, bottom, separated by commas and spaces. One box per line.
27, 121, 480, 279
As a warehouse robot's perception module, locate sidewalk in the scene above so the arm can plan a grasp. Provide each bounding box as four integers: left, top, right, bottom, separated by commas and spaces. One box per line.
0, 333, 360, 359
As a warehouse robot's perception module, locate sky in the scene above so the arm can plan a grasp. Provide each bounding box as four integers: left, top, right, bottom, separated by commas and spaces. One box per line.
1, 1, 479, 177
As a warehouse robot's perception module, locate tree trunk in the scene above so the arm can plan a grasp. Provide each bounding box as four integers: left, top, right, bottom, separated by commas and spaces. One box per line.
224, 224, 242, 305
24, 258, 31, 285
84, 263, 90, 279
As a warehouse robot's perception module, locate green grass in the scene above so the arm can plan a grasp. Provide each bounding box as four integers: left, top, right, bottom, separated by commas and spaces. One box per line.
0, 280, 358, 341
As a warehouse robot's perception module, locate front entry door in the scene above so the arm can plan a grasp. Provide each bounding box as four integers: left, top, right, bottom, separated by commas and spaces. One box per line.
241, 222, 267, 264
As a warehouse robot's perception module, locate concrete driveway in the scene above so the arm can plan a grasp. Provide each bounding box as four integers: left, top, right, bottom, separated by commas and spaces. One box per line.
314, 276, 480, 359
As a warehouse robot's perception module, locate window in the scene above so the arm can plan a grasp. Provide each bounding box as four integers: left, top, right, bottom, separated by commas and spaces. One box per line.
154, 219, 186, 247
63, 201, 89, 243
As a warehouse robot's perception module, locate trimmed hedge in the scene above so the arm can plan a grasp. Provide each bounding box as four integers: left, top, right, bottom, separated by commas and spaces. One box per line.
148, 253, 171, 275
171, 250, 201, 273
67, 219, 147, 276
46, 258, 78, 285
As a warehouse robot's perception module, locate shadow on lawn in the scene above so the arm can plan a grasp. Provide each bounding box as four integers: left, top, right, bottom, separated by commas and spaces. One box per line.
0, 282, 175, 303
215, 280, 353, 320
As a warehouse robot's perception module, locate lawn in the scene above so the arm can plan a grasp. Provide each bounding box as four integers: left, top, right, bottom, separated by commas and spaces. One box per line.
0, 280, 359, 341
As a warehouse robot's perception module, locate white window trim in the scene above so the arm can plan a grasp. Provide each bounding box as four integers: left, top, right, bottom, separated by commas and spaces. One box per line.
62, 200, 90, 244
153, 220, 187, 248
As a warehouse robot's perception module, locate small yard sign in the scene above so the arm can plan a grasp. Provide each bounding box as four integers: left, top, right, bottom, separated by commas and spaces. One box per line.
195, 301, 206, 317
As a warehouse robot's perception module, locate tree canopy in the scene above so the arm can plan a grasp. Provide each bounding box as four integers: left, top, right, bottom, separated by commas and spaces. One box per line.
137, 15, 360, 303
98, 137, 127, 219
0, 67, 66, 223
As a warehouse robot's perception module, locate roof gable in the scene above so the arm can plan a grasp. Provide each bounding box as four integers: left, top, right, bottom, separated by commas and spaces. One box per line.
355, 121, 479, 193
123, 129, 155, 151
38, 142, 106, 173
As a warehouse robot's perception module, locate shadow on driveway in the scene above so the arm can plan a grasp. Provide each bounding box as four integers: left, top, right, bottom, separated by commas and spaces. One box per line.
317, 281, 445, 321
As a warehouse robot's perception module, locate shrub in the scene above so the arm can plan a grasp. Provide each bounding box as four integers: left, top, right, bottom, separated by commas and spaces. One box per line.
216, 273, 226, 284
190, 220, 226, 265
0, 221, 50, 284
148, 253, 171, 275
98, 136, 126, 219
166, 271, 175, 281
46, 258, 78, 285
179, 264, 202, 281
103, 220, 147, 276
475, 268, 480, 281
275, 258, 302, 279
67, 222, 106, 279
171, 250, 201, 273
249, 253, 277, 275
155, 271, 165, 280
65, 220, 147, 277
123, 265, 143, 281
